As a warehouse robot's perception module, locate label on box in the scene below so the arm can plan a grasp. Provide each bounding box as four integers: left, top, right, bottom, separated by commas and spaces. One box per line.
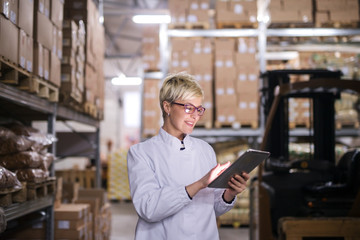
201, 3, 209, 9
226, 88, 235, 95
216, 60, 224, 68
2, 2, 9, 18
20, 57, 26, 68
234, 4, 244, 15
204, 74, 211, 82
239, 102, 247, 109
190, 3, 199, 10
216, 88, 224, 95
10, 10, 16, 24
195, 74, 202, 81
225, 60, 233, 68
238, 74, 246, 81
27, 61, 32, 72
228, 115, 236, 122
181, 60, 189, 68
217, 115, 226, 122
249, 102, 257, 109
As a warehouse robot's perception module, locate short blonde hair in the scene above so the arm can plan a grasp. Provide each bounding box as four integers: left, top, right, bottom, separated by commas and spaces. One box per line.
159, 72, 204, 119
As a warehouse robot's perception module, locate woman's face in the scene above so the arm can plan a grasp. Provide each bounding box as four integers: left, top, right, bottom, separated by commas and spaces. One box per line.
163, 97, 203, 140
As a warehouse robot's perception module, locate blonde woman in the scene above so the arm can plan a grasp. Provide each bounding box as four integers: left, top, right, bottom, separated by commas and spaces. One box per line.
127, 72, 249, 239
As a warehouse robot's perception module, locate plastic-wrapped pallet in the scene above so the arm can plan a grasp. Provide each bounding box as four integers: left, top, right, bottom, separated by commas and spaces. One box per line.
107, 150, 131, 201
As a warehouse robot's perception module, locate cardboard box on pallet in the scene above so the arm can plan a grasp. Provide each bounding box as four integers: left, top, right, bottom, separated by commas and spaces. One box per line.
50, 52, 61, 87
78, 188, 107, 207
33, 42, 44, 78
43, 47, 50, 80
19, 0, 34, 37
0, 14, 18, 64
168, 0, 187, 23
34, 11, 53, 51
236, 92, 259, 122
51, 0, 64, 29
19, 29, 34, 72
0, 0, 17, 25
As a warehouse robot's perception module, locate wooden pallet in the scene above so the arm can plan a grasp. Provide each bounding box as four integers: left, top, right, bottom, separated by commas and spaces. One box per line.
336, 121, 360, 130
216, 21, 258, 29
0, 57, 59, 102
214, 121, 258, 129
56, 169, 96, 189
269, 22, 314, 29
0, 183, 27, 207
83, 102, 98, 118
196, 120, 213, 129
169, 21, 210, 29
289, 122, 311, 129
26, 177, 56, 201
0, 57, 31, 85
316, 21, 360, 29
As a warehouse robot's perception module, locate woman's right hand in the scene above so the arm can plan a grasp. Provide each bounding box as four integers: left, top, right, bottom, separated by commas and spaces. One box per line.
186, 162, 231, 199
199, 161, 231, 188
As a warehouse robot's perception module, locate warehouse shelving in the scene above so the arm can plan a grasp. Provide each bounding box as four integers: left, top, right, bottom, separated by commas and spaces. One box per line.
165, 24, 360, 139
0, 82, 101, 239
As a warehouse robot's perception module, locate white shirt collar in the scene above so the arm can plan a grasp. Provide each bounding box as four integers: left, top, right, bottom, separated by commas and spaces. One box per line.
159, 128, 192, 150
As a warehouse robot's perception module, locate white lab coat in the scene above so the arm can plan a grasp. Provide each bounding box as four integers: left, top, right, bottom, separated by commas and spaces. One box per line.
127, 128, 236, 240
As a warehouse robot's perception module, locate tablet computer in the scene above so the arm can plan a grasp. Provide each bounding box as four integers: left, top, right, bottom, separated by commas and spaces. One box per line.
208, 149, 270, 188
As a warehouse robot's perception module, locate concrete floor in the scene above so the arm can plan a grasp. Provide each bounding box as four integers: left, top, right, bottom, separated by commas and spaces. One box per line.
110, 201, 249, 240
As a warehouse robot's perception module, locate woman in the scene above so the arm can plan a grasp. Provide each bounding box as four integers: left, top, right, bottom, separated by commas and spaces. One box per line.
127, 72, 250, 239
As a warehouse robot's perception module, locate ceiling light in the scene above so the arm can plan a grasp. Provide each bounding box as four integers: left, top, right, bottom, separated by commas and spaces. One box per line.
111, 76, 142, 86
132, 15, 171, 24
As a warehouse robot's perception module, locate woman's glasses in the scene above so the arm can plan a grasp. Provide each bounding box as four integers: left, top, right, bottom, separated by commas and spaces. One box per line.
172, 102, 206, 116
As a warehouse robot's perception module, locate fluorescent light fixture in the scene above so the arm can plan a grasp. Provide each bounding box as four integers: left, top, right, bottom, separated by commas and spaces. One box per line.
132, 15, 171, 24
111, 76, 142, 86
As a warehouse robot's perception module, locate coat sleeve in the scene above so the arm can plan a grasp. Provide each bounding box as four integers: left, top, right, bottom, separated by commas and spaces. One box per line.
127, 145, 191, 223
206, 145, 236, 216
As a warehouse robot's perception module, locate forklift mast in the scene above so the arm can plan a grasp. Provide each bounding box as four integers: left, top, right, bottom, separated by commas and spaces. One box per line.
262, 69, 343, 164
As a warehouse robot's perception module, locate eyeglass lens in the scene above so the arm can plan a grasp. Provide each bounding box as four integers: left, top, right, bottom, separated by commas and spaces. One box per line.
185, 104, 205, 115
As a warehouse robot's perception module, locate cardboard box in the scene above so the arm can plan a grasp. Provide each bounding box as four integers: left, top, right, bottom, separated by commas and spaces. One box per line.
43, 47, 50, 80
34, 12, 53, 50
55, 203, 90, 220
19, 29, 27, 69
50, 52, 61, 87
54, 224, 86, 239
0, 14, 18, 64
19, 0, 34, 37
26, 35, 33, 72
0, 0, 17, 24
78, 188, 107, 207
55, 218, 85, 230
51, 0, 64, 29
35, 0, 45, 14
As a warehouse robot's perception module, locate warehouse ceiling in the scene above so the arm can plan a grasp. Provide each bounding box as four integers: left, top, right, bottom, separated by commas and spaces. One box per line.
102, 0, 169, 80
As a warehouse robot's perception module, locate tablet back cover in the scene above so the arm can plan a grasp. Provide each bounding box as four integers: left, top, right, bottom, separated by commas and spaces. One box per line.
208, 149, 270, 188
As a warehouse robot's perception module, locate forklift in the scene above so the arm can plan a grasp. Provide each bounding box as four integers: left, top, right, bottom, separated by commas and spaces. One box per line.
250, 69, 360, 240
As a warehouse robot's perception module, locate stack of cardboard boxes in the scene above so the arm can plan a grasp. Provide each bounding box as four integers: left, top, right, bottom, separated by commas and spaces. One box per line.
142, 79, 162, 138
61, 20, 83, 104
169, 37, 214, 127
215, 37, 259, 128
215, 0, 257, 26
269, 0, 313, 25
62, 0, 105, 119
168, 0, 210, 26
315, 0, 360, 26
142, 25, 161, 72
55, 184, 112, 240
0, 0, 63, 90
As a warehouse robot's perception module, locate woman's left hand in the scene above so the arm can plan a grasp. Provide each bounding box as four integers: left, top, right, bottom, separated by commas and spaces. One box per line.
223, 172, 250, 202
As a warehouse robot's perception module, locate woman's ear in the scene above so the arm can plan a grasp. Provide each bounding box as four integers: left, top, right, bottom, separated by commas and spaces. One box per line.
163, 101, 171, 115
